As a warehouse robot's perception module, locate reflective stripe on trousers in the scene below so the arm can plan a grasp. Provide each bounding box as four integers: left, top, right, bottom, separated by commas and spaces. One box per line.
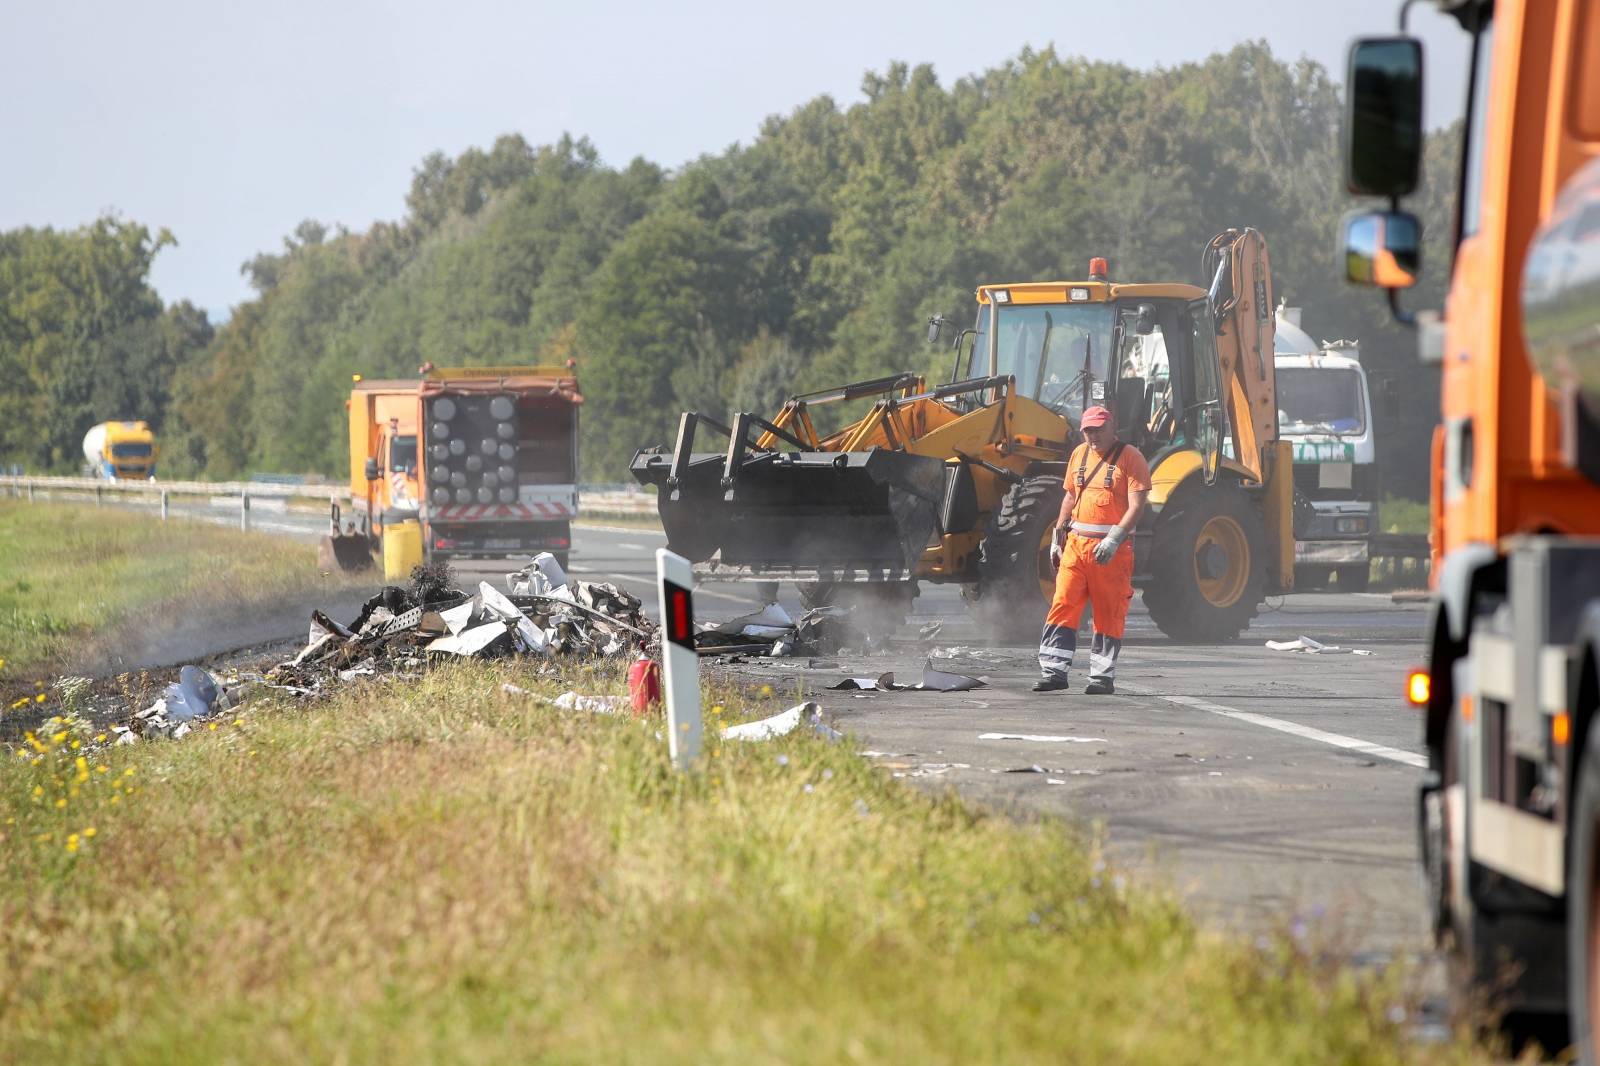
1038, 623, 1077, 679
1088, 632, 1122, 681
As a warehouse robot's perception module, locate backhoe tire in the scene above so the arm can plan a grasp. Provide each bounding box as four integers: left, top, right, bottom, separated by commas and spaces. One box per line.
1142, 480, 1267, 643
973, 475, 1064, 642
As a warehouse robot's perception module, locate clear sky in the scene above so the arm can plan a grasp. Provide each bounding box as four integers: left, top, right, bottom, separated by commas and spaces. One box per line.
0, 0, 1472, 320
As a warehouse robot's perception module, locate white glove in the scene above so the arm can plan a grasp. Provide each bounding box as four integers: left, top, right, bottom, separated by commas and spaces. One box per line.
1092, 526, 1128, 565
1050, 535, 1064, 570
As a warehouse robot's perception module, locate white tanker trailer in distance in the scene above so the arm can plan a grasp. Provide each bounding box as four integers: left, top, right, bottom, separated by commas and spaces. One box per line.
82, 421, 157, 480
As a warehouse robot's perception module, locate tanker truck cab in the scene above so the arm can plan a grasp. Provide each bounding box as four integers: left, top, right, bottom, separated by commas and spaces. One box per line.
1274, 307, 1377, 591
83, 421, 158, 480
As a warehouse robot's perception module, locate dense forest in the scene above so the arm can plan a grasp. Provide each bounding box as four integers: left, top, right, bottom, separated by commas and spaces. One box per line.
0, 43, 1456, 493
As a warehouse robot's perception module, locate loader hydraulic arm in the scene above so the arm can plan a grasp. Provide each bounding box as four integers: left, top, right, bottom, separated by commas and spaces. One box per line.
1202, 228, 1278, 481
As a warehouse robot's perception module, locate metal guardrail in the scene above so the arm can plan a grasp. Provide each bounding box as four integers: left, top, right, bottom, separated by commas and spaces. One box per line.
0, 474, 344, 501
1, 475, 659, 518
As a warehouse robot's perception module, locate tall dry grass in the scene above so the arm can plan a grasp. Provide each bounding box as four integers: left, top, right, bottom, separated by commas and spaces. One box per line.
0, 659, 1491, 1064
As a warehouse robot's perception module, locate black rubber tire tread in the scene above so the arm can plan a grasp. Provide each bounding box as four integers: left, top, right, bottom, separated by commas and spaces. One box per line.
1336, 565, 1371, 593
1569, 708, 1600, 1064
974, 474, 1064, 641
1141, 479, 1267, 643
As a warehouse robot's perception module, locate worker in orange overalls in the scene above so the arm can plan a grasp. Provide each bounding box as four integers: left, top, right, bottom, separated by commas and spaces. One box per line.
1034, 405, 1150, 695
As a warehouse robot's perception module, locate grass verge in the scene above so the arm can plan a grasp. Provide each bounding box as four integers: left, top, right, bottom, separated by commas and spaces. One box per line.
0, 661, 1486, 1063
0, 501, 351, 679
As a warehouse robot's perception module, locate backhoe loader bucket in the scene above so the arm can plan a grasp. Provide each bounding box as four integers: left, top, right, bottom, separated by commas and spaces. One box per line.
317, 502, 375, 573
318, 533, 375, 573
631, 412, 946, 582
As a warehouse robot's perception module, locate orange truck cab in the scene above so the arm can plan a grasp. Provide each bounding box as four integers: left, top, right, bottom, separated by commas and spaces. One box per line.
1344, 0, 1600, 1044
343, 366, 582, 565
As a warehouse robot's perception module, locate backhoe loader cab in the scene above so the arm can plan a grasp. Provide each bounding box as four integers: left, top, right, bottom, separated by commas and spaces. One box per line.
631, 229, 1294, 642
964, 284, 1226, 459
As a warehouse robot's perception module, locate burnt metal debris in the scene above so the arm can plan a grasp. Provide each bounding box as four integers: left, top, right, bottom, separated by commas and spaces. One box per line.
268, 553, 656, 696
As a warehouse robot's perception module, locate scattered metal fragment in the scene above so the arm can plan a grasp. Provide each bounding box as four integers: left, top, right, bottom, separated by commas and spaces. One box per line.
721, 701, 835, 742
546, 691, 629, 714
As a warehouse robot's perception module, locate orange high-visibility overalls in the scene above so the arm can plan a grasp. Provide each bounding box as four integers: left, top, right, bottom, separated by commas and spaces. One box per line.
1037, 441, 1150, 684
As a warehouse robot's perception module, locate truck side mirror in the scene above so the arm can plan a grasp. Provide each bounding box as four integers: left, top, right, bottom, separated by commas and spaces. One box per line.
927, 316, 946, 346
1344, 37, 1423, 197
364, 457, 380, 482
1342, 211, 1420, 289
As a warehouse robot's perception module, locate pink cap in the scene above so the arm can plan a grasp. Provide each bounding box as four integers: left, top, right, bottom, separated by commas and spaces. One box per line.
1079, 405, 1111, 428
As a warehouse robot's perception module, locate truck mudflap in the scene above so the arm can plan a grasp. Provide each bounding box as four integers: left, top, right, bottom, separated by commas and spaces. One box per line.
631, 412, 946, 581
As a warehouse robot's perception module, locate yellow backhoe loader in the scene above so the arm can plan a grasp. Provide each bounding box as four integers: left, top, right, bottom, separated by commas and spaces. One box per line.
631, 229, 1294, 641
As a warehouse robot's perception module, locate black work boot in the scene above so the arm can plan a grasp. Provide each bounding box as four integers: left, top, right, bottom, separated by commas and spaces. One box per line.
1032, 675, 1071, 692
1083, 678, 1115, 695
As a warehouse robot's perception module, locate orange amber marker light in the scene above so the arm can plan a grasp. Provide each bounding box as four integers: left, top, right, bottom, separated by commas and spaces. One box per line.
1553, 712, 1571, 748
1406, 669, 1430, 707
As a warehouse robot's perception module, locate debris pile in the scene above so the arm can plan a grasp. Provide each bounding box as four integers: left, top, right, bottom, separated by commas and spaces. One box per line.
268, 553, 654, 695
694, 601, 886, 658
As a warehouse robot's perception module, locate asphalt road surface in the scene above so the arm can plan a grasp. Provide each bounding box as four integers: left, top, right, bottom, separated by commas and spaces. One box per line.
33, 493, 1434, 960
556, 524, 1433, 961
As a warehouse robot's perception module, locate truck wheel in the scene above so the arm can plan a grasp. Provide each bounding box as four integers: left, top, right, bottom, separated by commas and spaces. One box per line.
1336, 565, 1371, 592
1570, 715, 1600, 1062
974, 475, 1064, 641
1425, 704, 1468, 948
1296, 565, 1332, 591
1142, 480, 1266, 642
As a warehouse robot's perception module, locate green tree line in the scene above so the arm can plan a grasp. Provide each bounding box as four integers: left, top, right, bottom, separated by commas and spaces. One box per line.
0, 42, 1456, 493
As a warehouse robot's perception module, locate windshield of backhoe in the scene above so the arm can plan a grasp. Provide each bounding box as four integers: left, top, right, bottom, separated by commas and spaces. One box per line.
976, 303, 1114, 419
1277, 367, 1366, 436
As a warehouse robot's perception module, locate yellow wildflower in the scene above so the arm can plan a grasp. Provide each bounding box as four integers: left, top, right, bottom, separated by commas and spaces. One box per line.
83, 827, 96, 838
34, 693, 45, 704
109, 795, 120, 805
123, 768, 135, 778
30, 785, 42, 798
95, 765, 108, 774
208, 722, 218, 732
50, 731, 66, 744
54, 798, 66, 808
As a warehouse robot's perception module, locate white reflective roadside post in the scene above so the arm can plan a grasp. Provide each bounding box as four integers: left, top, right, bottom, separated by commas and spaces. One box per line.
656, 548, 701, 770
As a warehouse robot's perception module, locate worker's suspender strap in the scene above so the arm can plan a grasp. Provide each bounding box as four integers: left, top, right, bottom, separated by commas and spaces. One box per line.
1070, 443, 1125, 527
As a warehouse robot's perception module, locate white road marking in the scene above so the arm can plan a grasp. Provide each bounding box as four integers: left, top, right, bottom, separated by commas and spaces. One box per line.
574, 522, 666, 536
616, 542, 646, 551
1151, 692, 1426, 768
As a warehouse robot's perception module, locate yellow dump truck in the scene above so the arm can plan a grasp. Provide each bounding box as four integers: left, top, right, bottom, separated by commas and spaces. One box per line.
321, 366, 583, 572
